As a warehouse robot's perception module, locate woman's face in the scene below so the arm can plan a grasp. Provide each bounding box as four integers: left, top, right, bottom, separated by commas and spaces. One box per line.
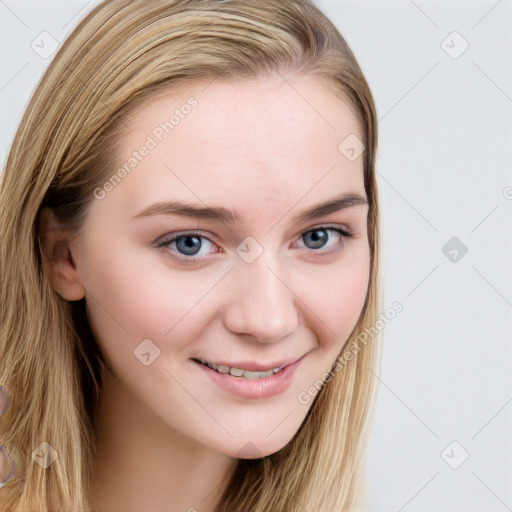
68, 73, 370, 458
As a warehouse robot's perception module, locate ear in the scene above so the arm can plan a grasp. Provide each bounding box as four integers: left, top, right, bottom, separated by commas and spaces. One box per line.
37, 207, 86, 301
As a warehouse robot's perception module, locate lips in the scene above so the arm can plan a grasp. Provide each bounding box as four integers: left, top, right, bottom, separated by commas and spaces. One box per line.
194, 355, 304, 399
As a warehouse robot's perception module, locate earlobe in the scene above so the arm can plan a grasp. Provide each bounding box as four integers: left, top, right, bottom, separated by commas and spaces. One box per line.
37, 207, 86, 301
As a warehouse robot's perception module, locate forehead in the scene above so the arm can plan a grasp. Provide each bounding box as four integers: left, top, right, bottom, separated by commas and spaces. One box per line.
102, 74, 366, 221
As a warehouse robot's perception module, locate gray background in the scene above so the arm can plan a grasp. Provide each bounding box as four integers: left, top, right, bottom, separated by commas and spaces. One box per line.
1, 1, 511, 510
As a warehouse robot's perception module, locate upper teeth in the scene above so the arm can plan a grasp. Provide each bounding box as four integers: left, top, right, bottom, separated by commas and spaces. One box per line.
202, 361, 286, 379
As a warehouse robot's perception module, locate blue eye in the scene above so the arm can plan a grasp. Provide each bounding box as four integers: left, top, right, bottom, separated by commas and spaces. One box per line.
302, 228, 336, 249
175, 235, 201, 256
301, 226, 352, 252
161, 234, 215, 258
156, 225, 353, 264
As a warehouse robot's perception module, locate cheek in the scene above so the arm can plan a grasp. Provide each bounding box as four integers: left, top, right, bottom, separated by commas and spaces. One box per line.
80, 244, 228, 350
338, 256, 370, 321
298, 249, 370, 344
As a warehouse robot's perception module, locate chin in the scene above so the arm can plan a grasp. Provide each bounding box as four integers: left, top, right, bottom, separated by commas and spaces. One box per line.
204, 430, 297, 460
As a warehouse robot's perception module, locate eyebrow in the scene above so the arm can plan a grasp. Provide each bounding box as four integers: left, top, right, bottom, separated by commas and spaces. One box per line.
133, 193, 368, 225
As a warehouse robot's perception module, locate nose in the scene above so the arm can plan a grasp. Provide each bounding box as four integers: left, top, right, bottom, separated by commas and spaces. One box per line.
222, 253, 299, 344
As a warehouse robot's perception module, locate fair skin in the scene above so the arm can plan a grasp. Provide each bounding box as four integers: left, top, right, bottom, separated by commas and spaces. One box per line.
39, 73, 370, 512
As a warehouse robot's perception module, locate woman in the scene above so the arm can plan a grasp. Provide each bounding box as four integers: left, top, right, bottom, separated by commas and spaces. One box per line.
0, 1, 381, 510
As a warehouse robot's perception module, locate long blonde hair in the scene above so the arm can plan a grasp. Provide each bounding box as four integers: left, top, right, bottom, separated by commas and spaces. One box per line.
0, 1, 381, 510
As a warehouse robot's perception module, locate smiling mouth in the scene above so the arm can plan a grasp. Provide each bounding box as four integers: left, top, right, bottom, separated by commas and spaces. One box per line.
193, 359, 288, 379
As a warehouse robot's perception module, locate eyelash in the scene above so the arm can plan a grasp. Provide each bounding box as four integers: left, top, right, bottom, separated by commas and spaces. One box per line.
155, 224, 354, 265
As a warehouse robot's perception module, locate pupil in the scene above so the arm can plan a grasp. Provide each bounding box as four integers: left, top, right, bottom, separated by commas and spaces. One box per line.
177, 236, 201, 255
305, 229, 327, 249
